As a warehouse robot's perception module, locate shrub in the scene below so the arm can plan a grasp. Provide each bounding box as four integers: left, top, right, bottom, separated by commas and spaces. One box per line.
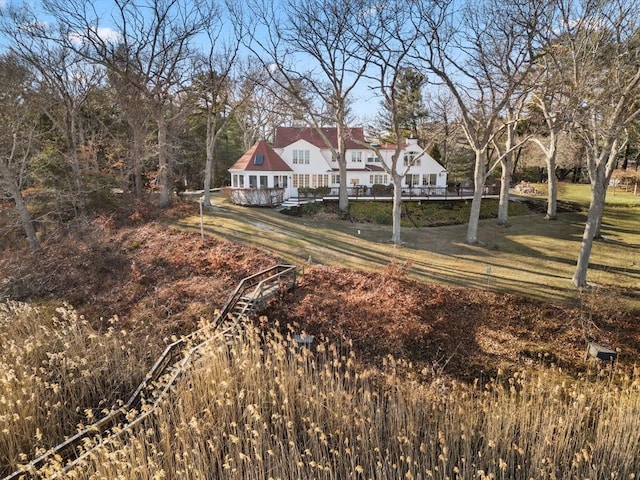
371, 183, 393, 196
299, 186, 331, 197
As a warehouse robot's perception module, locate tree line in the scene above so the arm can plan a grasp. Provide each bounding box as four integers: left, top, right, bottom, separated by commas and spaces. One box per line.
1, 0, 639, 287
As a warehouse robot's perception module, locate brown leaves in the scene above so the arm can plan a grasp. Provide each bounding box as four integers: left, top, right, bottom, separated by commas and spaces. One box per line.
269, 265, 640, 381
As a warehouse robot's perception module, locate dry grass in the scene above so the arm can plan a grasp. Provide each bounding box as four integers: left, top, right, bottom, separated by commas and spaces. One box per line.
0, 302, 151, 476
3, 189, 639, 478
20, 325, 640, 479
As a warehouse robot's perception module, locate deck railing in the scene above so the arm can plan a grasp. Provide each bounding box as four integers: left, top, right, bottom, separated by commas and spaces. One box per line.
316, 185, 501, 199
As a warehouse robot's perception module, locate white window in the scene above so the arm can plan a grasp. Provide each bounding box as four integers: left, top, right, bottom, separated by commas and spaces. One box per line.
260, 175, 268, 188
232, 174, 238, 187
367, 153, 379, 163
249, 175, 257, 188
422, 174, 437, 186
293, 174, 310, 188
238, 175, 244, 188
405, 174, 420, 187
274, 175, 288, 188
351, 151, 362, 163
370, 174, 388, 185
292, 149, 310, 164
403, 152, 421, 167
331, 174, 340, 184
312, 174, 329, 188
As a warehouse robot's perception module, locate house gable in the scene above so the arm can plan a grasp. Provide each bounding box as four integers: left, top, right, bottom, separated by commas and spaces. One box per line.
229, 140, 292, 172
279, 139, 334, 171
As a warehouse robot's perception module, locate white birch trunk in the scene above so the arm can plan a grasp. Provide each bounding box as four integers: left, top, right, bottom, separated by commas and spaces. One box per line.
466, 151, 486, 244
391, 173, 403, 244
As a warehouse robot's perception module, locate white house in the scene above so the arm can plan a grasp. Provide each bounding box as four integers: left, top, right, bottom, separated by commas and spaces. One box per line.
228, 126, 448, 206
228, 140, 292, 206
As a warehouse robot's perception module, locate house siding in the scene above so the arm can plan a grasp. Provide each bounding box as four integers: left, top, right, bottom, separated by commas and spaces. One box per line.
229, 128, 448, 205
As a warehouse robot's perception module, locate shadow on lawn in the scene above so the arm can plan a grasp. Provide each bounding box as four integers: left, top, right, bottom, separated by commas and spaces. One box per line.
176, 201, 640, 382
180, 205, 586, 304
176, 198, 640, 309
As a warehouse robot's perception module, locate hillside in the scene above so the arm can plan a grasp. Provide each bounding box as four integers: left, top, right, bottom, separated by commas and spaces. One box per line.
2, 203, 638, 381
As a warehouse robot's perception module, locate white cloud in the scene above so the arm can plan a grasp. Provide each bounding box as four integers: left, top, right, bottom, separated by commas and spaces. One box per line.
95, 27, 121, 43
70, 26, 121, 46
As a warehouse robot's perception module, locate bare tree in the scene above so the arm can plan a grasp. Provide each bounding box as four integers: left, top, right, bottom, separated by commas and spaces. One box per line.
192, 38, 257, 207
424, 89, 461, 171
493, 100, 530, 225
527, 50, 576, 219
350, 0, 426, 244
0, 54, 41, 251
233, 0, 372, 212
553, 0, 640, 287
416, 0, 544, 243
34, 0, 218, 208
233, 73, 289, 149
1, 9, 107, 218
107, 44, 151, 198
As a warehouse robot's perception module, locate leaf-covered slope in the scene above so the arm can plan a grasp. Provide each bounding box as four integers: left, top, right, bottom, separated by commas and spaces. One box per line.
2, 208, 638, 381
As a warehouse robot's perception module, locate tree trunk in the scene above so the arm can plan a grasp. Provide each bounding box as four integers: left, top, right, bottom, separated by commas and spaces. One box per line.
545, 133, 558, 220
336, 124, 349, 213
466, 151, 485, 244
156, 109, 171, 208
67, 113, 86, 218
497, 156, 511, 225
592, 168, 615, 239
592, 203, 605, 240
0, 163, 40, 252
572, 180, 606, 287
202, 113, 215, 207
338, 156, 348, 212
391, 173, 403, 244
497, 121, 514, 226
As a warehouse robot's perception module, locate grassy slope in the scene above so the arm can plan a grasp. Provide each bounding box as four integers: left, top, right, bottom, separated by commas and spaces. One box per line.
177, 184, 640, 307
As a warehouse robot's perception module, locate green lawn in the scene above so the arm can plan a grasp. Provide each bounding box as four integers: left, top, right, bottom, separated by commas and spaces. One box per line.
556, 182, 640, 207
176, 184, 640, 308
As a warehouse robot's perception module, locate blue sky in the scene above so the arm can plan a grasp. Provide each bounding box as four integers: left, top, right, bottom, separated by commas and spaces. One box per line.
0, 0, 384, 121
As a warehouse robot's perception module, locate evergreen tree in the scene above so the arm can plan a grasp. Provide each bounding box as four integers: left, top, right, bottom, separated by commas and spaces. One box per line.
381, 67, 428, 141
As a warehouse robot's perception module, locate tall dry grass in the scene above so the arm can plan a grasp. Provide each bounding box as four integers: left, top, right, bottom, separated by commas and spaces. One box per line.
0, 302, 151, 476
30, 324, 638, 480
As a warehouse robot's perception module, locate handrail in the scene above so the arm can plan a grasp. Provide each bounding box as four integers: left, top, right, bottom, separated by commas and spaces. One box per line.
3, 264, 296, 480
213, 264, 296, 329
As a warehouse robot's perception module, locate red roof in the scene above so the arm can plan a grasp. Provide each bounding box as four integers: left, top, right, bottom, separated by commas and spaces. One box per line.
229, 140, 292, 172
274, 127, 366, 150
